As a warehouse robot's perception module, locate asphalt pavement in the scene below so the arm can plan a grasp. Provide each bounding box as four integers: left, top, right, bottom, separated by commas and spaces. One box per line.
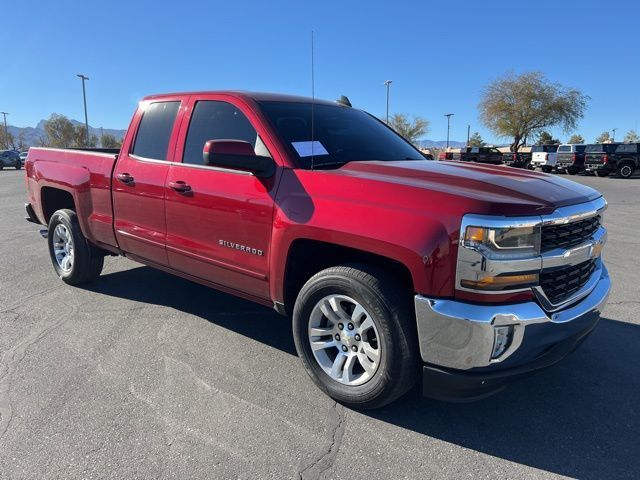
0, 168, 638, 479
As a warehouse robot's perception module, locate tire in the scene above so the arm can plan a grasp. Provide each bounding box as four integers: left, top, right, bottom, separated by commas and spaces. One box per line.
567, 167, 577, 175
0, 164, 4, 171
47, 209, 104, 285
617, 162, 634, 179
292, 264, 419, 409
595, 170, 609, 177
15, 162, 21, 170
542, 166, 552, 173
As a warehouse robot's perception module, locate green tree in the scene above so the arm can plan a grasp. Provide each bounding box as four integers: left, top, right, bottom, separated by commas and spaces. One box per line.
101, 133, 122, 149
43, 114, 76, 147
72, 125, 98, 147
479, 71, 588, 152
388, 113, 430, 144
468, 132, 485, 147
0, 128, 14, 149
567, 134, 585, 144
595, 131, 611, 144
536, 131, 560, 145
623, 130, 640, 143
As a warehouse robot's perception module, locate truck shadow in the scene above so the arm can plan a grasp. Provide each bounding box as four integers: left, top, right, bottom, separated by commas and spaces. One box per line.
367, 316, 640, 480
83, 266, 638, 479
82, 265, 297, 356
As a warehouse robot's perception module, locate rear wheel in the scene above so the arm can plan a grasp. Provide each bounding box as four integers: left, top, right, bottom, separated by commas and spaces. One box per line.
292, 264, 419, 409
617, 163, 634, 179
47, 209, 104, 285
595, 170, 609, 177
542, 166, 553, 173
15, 161, 21, 170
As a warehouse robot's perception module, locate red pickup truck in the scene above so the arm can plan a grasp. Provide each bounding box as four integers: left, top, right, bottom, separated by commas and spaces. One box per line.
24, 91, 610, 408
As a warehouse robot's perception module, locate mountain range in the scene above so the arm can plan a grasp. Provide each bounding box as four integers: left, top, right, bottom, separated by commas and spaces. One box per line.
416, 139, 467, 149
5, 118, 466, 150
6, 119, 126, 148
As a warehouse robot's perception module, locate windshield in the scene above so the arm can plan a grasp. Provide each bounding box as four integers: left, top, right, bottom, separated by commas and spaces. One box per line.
258, 101, 424, 169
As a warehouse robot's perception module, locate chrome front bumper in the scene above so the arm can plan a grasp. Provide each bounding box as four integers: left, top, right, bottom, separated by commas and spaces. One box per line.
414, 265, 610, 371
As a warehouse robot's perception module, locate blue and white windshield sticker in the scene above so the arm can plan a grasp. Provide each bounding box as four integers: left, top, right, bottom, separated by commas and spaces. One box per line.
291, 141, 329, 157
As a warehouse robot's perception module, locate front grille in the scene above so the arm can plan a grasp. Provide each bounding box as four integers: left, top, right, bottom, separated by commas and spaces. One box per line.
539, 259, 596, 305
541, 215, 600, 251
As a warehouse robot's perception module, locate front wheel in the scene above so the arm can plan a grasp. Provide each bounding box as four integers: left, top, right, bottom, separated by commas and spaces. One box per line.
47, 209, 104, 285
292, 264, 419, 409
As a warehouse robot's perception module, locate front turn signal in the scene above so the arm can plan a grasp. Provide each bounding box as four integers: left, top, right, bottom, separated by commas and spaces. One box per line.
460, 273, 538, 291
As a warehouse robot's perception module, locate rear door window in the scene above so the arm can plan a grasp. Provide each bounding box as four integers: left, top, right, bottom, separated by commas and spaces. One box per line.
132, 101, 180, 160
616, 143, 638, 153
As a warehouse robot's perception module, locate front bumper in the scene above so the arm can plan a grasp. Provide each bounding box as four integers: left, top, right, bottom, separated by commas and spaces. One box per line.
415, 265, 610, 400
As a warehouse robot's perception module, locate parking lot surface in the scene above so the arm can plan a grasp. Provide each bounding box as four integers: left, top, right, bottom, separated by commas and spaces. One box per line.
0, 168, 638, 479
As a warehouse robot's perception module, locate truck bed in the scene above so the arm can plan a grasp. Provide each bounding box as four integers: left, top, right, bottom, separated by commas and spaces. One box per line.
25, 147, 120, 251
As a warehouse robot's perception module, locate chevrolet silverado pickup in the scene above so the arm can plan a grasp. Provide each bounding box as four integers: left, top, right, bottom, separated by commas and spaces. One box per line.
24, 91, 610, 408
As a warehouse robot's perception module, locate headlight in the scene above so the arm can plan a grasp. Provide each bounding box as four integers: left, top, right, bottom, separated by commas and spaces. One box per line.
463, 226, 540, 252
457, 220, 542, 293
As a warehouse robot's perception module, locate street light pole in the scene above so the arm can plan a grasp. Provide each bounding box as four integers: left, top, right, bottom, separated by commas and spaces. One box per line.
467, 124, 471, 147
383, 80, 392, 124
611, 128, 617, 142
0, 112, 8, 149
77, 74, 90, 146
445, 113, 454, 148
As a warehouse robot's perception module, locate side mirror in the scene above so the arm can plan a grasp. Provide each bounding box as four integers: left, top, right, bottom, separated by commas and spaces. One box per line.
203, 140, 275, 178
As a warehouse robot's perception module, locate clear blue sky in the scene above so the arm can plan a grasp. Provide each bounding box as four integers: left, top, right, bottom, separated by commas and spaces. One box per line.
2, 0, 639, 144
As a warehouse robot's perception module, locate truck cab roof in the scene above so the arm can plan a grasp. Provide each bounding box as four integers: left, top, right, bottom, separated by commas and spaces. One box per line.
142, 91, 339, 107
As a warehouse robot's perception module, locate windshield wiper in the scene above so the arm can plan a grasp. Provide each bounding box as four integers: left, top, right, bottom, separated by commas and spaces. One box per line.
311, 161, 349, 169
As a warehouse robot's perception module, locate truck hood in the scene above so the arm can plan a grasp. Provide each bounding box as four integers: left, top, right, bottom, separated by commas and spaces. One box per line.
332, 160, 602, 215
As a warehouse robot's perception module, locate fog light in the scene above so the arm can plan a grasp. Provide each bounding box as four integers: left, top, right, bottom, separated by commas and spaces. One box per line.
492, 326, 514, 359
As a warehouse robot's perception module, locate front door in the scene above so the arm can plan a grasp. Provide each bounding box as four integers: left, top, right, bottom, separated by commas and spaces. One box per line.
164, 97, 278, 300
112, 99, 182, 266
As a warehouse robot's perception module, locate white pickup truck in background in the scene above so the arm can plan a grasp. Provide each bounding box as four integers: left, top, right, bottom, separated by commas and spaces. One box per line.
530, 144, 559, 172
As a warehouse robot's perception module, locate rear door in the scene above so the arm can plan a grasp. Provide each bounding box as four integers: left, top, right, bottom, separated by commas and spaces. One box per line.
112, 98, 184, 266
164, 95, 280, 300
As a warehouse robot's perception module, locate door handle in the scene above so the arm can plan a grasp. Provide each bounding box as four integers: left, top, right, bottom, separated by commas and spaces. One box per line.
117, 172, 134, 184
168, 181, 192, 193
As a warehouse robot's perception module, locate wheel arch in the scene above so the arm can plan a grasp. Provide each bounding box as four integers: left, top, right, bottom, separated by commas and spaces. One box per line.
279, 238, 415, 316
41, 186, 76, 223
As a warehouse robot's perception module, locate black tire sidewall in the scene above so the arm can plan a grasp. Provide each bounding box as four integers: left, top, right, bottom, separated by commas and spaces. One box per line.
293, 267, 414, 408
619, 164, 633, 178
47, 209, 102, 284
